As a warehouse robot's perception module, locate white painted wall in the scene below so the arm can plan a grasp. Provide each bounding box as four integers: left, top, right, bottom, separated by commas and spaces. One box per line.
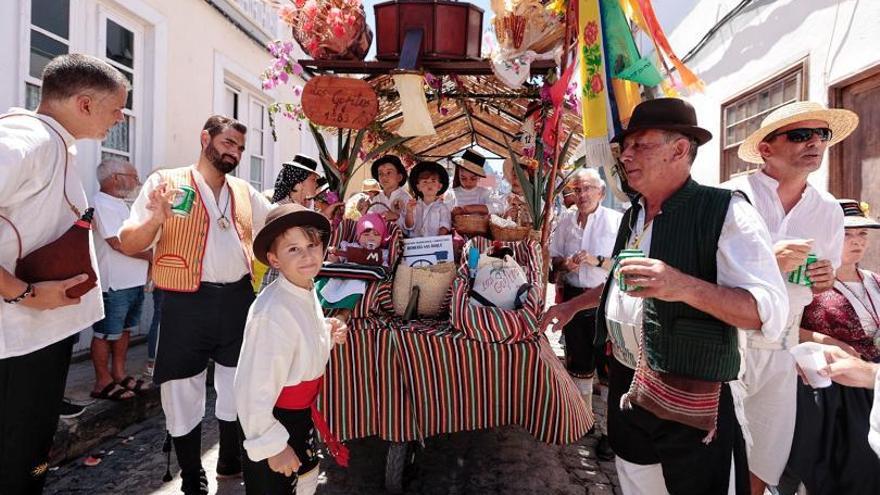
0, 0, 306, 351
657, 0, 880, 189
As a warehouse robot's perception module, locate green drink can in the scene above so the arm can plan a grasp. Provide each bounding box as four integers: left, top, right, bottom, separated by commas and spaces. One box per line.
788, 253, 818, 286
171, 185, 196, 217
616, 249, 645, 292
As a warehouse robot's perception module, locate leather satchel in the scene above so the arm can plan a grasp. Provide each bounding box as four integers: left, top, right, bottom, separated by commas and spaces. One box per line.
0, 113, 97, 298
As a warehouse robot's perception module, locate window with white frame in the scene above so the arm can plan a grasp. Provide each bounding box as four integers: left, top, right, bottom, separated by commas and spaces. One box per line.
25, 0, 71, 109
720, 63, 807, 181
100, 16, 141, 164
222, 82, 270, 190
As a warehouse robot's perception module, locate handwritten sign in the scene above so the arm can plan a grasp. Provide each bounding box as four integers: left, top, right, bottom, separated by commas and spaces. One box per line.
301, 76, 379, 129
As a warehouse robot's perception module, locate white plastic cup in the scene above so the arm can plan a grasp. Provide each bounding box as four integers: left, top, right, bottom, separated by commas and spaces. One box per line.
789, 342, 832, 388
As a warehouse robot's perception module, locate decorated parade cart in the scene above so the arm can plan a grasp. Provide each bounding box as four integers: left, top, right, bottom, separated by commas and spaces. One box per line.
258, 0, 704, 490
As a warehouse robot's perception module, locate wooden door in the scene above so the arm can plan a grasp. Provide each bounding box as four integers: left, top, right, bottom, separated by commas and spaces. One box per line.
831, 68, 880, 271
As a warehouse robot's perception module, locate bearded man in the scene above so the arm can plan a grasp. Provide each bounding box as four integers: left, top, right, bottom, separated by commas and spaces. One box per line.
119, 115, 271, 494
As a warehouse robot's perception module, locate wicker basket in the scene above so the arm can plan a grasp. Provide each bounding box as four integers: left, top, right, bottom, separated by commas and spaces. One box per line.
490, 223, 531, 242
392, 262, 457, 318
453, 213, 490, 236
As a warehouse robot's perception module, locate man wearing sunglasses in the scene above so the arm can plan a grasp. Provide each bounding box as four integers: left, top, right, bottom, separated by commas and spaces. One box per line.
724, 101, 858, 494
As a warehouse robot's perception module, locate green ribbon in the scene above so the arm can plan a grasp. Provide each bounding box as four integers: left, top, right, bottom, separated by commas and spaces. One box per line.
599, 0, 662, 87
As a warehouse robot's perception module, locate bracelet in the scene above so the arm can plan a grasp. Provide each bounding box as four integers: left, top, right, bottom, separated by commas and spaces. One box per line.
4, 283, 34, 304
595, 255, 605, 267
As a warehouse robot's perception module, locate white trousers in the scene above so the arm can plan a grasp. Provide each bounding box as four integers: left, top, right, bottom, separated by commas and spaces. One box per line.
730, 347, 797, 486
615, 455, 736, 495
160, 364, 238, 437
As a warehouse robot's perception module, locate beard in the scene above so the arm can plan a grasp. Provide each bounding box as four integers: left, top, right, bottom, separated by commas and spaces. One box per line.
205, 141, 240, 174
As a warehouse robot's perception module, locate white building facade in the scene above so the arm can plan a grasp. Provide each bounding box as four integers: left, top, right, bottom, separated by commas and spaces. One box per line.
0, 0, 309, 349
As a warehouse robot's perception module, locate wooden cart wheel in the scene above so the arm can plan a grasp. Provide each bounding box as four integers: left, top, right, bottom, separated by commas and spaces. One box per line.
384, 441, 409, 493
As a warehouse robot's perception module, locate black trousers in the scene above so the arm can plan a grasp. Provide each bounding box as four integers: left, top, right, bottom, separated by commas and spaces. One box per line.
242, 408, 320, 495
0, 336, 74, 494
607, 358, 748, 495
154, 276, 255, 384
561, 285, 599, 378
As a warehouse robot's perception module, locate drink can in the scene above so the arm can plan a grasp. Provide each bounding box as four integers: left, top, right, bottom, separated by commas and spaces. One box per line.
171, 185, 196, 217
616, 249, 645, 292
788, 253, 818, 286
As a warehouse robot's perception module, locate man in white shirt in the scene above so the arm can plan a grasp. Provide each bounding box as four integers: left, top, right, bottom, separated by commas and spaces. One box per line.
726, 101, 854, 494
550, 168, 621, 459
120, 116, 271, 494
0, 54, 127, 494
543, 98, 788, 494
89, 159, 151, 401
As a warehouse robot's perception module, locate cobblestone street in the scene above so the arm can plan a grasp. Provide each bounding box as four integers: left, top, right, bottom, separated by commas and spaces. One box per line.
46, 355, 621, 495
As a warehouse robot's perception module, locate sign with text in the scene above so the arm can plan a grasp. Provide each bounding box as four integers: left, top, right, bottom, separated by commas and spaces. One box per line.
301, 76, 379, 129
401, 235, 454, 267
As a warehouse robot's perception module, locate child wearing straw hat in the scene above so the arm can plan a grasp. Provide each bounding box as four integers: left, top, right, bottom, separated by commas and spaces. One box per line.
448, 149, 491, 216
235, 204, 349, 495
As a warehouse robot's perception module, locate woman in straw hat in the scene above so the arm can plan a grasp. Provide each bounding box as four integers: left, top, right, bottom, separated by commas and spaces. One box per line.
780, 200, 880, 494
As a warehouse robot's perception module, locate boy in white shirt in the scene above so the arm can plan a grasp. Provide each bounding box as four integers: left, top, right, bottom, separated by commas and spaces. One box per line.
370, 155, 411, 226
235, 204, 349, 494
404, 161, 452, 238
449, 149, 491, 216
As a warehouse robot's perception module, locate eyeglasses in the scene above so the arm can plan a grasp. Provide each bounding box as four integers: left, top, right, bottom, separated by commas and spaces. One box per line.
766, 127, 833, 143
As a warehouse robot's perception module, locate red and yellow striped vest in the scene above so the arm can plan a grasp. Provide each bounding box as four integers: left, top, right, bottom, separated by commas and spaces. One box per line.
151, 167, 254, 292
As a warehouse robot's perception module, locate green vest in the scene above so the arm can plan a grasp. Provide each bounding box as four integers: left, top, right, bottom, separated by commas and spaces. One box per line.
595, 178, 741, 382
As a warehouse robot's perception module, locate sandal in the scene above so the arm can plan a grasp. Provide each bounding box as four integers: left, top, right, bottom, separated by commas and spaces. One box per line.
119, 376, 148, 394
90, 382, 135, 401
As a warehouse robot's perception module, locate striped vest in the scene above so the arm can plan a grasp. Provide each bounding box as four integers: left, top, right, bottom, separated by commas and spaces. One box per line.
151, 167, 254, 292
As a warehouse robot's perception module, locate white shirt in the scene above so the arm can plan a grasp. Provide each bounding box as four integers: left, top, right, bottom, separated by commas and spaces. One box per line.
235, 276, 334, 462
550, 205, 622, 288
93, 192, 148, 291
0, 109, 103, 358
604, 195, 789, 369
406, 199, 451, 237
724, 171, 844, 348
448, 186, 490, 208
125, 166, 271, 284
372, 187, 411, 224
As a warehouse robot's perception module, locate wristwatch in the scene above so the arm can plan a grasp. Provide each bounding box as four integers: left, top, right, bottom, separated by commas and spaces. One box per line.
595, 255, 605, 267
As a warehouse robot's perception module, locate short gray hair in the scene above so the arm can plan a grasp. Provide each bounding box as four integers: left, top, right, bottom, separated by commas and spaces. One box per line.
569, 167, 605, 191
664, 131, 699, 164
41, 54, 130, 102
96, 158, 132, 184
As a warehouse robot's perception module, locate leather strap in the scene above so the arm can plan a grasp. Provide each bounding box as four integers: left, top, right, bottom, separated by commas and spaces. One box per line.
0, 113, 80, 260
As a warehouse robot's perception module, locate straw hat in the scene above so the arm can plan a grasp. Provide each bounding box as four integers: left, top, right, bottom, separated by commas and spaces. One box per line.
737, 101, 859, 164
839, 199, 880, 229
361, 178, 381, 194
455, 149, 487, 178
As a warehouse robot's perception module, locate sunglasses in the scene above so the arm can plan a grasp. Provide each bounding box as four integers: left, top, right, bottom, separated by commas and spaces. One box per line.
766, 127, 833, 143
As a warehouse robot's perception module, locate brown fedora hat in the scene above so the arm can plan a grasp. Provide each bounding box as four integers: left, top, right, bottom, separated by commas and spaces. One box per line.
611, 98, 712, 146
253, 203, 331, 265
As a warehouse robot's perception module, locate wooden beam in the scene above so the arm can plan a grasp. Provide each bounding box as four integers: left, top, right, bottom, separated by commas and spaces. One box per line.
413, 130, 472, 156
299, 59, 557, 76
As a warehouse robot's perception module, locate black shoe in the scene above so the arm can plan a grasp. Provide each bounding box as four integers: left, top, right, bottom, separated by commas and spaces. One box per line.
596, 434, 614, 461
173, 423, 208, 495
59, 399, 86, 419
216, 419, 242, 479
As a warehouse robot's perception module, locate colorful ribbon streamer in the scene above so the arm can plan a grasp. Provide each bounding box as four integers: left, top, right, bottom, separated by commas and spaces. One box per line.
600, 0, 662, 86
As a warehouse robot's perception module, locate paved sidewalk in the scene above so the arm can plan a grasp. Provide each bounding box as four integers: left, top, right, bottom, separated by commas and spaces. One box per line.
51, 342, 161, 465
